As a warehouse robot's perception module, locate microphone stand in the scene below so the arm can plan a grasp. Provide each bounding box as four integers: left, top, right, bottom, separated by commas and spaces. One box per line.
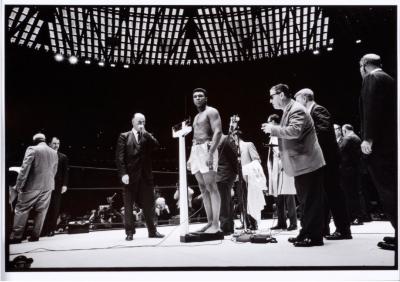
229, 130, 252, 238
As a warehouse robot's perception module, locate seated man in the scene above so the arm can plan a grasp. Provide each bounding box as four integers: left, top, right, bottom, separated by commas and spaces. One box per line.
155, 197, 171, 222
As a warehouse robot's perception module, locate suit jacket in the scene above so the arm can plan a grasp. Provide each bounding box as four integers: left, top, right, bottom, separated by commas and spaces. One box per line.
309, 103, 341, 167
359, 69, 396, 154
15, 142, 58, 192
270, 100, 326, 177
216, 134, 238, 183
54, 152, 69, 192
115, 130, 159, 183
339, 132, 362, 169
239, 141, 260, 166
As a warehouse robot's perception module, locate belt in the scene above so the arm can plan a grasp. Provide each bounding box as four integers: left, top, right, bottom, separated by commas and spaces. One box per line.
192, 140, 211, 145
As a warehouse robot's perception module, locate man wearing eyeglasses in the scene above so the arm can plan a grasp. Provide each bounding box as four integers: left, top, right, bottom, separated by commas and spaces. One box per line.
261, 84, 326, 247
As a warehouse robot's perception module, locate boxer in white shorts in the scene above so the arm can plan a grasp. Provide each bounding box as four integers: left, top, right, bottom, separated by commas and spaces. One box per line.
187, 88, 222, 234
189, 141, 218, 174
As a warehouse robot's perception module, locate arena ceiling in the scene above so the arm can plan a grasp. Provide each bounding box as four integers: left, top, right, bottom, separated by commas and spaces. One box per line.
7, 6, 334, 66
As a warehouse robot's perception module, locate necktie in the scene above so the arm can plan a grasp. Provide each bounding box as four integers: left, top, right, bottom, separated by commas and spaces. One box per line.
137, 131, 142, 143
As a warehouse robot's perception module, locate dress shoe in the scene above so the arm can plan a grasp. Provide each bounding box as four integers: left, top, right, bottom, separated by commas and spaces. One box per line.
293, 238, 324, 247
288, 236, 300, 243
125, 234, 133, 241
149, 231, 165, 238
351, 218, 364, 225
270, 225, 287, 230
9, 238, 22, 244
47, 231, 55, 237
377, 241, 396, 251
325, 231, 352, 240
287, 225, 297, 231
383, 236, 396, 244
28, 236, 39, 242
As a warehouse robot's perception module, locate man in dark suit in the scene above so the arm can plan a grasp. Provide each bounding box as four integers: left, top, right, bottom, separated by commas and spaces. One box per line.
262, 84, 326, 247
340, 124, 364, 225
216, 134, 238, 235
9, 133, 58, 243
359, 54, 397, 251
115, 113, 164, 241
42, 137, 69, 237
295, 88, 352, 240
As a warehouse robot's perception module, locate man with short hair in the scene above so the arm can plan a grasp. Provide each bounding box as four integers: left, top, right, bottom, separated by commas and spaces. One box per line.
9, 133, 58, 243
295, 88, 352, 241
359, 53, 397, 251
216, 133, 238, 235
187, 88, 222, 234
340, 124, 364, 225
42, 137, 69, 237
262, 84, 326, 247
116, 113, 164, 240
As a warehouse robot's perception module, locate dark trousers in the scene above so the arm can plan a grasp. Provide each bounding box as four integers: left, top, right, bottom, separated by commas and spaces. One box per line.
276, 194, 297, 227
323, 164, 351, 234
295, 167, 324, 241
341, 166, 364, 222
238, 180, 257, 229
123, 177, 156, 236
42, 188, 62, 235
367, 152, 397, 230
10, 190, 52, 239
217, 179, 235, 233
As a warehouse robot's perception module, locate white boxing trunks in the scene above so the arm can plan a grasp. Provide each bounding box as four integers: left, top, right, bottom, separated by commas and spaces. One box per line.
189, 142, 218, 174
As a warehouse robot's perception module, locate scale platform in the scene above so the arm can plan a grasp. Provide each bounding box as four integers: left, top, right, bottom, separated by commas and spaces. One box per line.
180, 231, 225, 243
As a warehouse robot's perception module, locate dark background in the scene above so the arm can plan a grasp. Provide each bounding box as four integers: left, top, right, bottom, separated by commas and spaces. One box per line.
5, 6, 397, 216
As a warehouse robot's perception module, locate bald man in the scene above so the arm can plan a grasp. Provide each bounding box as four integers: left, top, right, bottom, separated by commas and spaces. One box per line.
9, 133, 58, 243
359, 54, 396, 251
116, 113, 164, 240
295, 88, 351, 240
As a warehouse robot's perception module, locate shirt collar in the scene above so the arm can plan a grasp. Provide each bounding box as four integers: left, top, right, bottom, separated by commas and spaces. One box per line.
370, 68, 382, 74
306, 101, 316, 113
132, 128, 138, 136
283, 100, 292, 112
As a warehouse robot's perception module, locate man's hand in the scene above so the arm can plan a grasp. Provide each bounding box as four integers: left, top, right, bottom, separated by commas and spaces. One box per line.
361, 140, 373, 155
9, 186, 18, 205
61, 186, 67, 194
122, 174, 129, 185
261, 123, 272, 134
206, 153, 213, 170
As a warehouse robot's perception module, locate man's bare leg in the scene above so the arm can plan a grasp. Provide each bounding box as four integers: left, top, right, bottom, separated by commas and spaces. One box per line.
194, 172, 213, 232
203, 171, 221, 233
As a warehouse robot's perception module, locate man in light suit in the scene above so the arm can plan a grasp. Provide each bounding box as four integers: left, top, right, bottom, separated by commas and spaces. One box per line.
115, 113, 164, 241
262, 84, 326, 247
359, 54, 397, 251
9, 133, 58, 243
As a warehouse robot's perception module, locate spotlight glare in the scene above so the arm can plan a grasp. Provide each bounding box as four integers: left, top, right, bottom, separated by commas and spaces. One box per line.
68, 56, 78, 64
327, 47, 333, 51
123, 64, 129, 69
313, 50, 320, 55
98, 61, 105, 67
54, 53, 64, 62
356, 39, 362, 44
84, 60, 91, 64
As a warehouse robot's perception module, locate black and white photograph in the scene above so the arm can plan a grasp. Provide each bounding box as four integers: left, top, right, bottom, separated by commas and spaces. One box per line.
0, 0, 398, 281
